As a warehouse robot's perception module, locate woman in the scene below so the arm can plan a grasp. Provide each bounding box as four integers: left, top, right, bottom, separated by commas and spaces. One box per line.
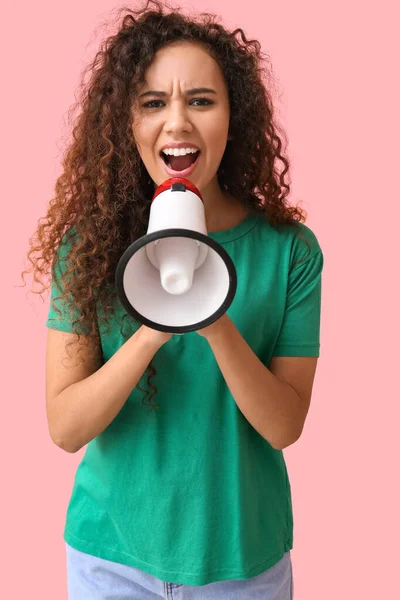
24, 1, 323, 597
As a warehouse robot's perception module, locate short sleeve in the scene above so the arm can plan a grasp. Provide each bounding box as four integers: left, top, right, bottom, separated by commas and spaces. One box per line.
45, 229, 86, 333
272, 227, 324, 357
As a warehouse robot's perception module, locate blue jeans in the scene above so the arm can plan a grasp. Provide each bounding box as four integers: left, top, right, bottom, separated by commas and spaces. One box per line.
66, 543, 294, 599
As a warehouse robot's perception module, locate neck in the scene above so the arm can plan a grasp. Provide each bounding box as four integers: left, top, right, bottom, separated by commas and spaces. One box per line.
200, 178, 248, 233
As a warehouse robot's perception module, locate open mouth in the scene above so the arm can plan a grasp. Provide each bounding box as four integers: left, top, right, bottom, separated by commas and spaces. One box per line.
160, 150, 200, 172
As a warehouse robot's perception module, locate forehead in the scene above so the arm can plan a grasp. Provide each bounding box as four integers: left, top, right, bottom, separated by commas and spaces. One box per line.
141, 42, 225, 89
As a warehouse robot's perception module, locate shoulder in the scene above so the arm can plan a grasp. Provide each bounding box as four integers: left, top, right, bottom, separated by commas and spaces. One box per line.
59, 224, 78, 250
249, 215, 324, 278
287, 222, 322, 265
51, 225, 81, 283
53, 225, 79, 264
252, 214, 322, 253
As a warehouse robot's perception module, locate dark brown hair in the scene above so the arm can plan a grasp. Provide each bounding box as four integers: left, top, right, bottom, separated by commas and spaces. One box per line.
20, 0, 308, 410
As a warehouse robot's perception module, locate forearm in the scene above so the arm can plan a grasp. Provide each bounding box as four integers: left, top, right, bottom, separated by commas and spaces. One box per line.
54, 327, 163, 453
204, 316, 302, 450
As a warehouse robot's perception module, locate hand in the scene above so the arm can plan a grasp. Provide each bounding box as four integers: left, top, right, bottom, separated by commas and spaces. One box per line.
139, 325, 173, 348
196, 313, 231, 341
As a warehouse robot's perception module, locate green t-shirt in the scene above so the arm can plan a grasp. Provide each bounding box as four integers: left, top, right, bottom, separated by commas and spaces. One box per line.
46, 212, 323, 586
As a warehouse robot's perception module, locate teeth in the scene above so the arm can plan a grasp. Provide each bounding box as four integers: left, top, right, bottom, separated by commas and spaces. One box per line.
162, 148, 199, 156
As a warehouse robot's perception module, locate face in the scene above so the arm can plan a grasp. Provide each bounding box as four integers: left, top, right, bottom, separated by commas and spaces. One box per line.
131, 41, 232, 195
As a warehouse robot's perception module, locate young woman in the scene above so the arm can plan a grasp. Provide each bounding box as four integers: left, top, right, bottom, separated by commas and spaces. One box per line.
25, 1, 323, 597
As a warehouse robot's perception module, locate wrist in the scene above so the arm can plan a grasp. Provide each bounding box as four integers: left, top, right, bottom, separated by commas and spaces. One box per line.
199, 313, 232, 343
138, 324, 172, 350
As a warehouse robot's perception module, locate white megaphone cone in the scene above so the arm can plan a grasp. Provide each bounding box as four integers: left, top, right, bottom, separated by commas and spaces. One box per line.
115, 177, 237, 334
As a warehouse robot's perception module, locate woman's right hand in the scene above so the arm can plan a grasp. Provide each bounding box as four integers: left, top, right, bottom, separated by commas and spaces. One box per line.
139, 325, 173, 348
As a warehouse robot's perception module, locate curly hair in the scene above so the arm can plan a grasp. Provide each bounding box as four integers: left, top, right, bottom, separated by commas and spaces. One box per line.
20, 0, 308, 411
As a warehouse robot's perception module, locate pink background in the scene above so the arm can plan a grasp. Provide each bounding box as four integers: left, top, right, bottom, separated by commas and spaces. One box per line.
4, 0, 399, 598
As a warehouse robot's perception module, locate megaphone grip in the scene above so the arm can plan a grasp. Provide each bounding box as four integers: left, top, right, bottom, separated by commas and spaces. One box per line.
155, 237, 199, 295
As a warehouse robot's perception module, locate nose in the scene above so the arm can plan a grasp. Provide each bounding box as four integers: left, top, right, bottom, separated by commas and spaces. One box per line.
163, 101, 193, 135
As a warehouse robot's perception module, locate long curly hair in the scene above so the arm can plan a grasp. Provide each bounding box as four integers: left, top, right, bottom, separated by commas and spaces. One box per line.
20, 0, 308, 411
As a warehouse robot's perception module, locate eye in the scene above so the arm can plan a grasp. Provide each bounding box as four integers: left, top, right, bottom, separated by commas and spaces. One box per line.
191, 98, 213, 107
142, 98, 214, 109
142, 100, 164, 109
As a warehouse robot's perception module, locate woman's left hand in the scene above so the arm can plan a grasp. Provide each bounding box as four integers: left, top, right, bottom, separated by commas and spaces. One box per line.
195, 313, 231, 341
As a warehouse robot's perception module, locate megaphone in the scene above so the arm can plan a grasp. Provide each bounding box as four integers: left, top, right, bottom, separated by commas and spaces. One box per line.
115, 177, 237, 333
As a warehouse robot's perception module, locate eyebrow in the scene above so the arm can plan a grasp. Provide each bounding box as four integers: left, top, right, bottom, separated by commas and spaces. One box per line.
138, 87, 217, 98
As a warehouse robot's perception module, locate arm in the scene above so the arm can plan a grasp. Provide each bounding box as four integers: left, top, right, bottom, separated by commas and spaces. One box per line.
198, 314, 318, 450
46, 326, 171, 453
